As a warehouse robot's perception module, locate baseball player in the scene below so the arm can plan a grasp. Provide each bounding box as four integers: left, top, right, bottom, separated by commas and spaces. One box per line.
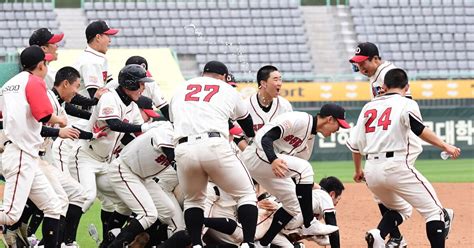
106, 121, 177, 247
350, 42, 435, 248
202, 180, 340, 248
169, 60, 257, 248
66, 64, 161, 244
247, 65, 293, 132
241, 104, 350, 247
29, 28, 64, 89
282, 176, 345, 247
125, 56, 170, 120
0, 46, 64, 247
346, 68, 460, 248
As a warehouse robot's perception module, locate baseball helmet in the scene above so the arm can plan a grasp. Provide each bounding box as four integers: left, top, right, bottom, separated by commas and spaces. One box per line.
118, 64, 154, 91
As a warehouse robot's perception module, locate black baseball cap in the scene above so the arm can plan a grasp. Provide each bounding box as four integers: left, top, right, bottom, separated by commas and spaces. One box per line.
203, 61, 228, 76
349, 42, 379, 63
86, 20, 119, 42
226, 73, 237, 87
136, 96, 160, 118
29, 28, 64, 46
319, 103, 350, 129
20, 45, 54, 69
126, 56, 152, 77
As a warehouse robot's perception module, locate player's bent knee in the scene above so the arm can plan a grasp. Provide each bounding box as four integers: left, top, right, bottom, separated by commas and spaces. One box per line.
398, 206, 413, 221
236, 194, 257, 208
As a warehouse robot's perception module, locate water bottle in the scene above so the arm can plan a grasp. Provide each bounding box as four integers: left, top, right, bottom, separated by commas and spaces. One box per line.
88, 223, 100, 245
440, 151, 451, 160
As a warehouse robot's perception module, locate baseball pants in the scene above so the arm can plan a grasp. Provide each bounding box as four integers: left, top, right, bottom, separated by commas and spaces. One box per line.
108, 159, 175, 230
241, 146, 314, 217
0, 143, 61, 225
364, 156, 444, 223
68, 145, 124, 213
51, 137, 75, 175
175, 137, 256, 211
156, 167, 185, 232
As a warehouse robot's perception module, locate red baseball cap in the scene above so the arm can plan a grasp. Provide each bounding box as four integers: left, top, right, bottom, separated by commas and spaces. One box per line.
29, 28, 64, 46
319, 103, 351, 129
349, 42, 379, 63
136, 96, 160, 118
20, 45, 54, 69
86, 20, 119, 42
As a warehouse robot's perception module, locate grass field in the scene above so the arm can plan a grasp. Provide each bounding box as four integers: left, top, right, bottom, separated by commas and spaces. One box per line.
20, 158, 473, 247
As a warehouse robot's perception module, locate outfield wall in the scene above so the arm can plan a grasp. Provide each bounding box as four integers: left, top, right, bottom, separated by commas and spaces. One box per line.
304, 107, 474, 161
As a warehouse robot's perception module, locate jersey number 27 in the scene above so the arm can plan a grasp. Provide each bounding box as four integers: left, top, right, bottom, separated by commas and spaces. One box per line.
364, 107, 392, 133
185, 84, 220, 102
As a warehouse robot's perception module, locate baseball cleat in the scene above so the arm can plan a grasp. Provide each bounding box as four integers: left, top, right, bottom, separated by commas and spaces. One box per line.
385, 235, 407, 248
301, 220, 339, 236
365, 229, 385, 248
444, 208, 454, 239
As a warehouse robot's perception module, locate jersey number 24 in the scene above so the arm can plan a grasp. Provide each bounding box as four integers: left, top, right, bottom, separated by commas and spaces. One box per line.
364, 107, 392, 133
185, 84, 220, 102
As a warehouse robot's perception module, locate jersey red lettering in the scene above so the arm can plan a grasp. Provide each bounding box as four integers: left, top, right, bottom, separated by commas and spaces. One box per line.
184, 84, 220, 102
364, 108, 393, 133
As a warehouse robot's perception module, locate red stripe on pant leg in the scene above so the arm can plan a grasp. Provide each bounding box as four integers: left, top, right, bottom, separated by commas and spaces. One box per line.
118, 163, 148, 216
7, 150, 23, 214
74, 147, 81, 183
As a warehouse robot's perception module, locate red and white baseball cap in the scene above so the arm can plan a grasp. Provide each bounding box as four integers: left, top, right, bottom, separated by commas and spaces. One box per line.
29, 28, 64, 46
349, 42, 379, 63
319, 103, 351, 129
136, 96, 160, 118
20, 45, 54, 69
86, 20, 119, 42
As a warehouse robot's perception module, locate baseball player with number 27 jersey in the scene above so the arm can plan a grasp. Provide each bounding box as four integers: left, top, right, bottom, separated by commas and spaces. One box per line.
170, 61, 257, 248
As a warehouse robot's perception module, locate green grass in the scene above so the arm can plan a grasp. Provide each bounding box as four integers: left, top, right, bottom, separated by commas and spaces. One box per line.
312, 158, 474, 183
8, 159, 471, 247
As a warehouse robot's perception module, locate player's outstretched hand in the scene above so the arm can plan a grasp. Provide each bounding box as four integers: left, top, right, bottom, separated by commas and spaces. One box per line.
353, 170, 365, 183
141, 121, 161, 133
94, 87, 108, 99
59, 127, 80, 139
443, 144, 461, 159
271, 158, 289, 178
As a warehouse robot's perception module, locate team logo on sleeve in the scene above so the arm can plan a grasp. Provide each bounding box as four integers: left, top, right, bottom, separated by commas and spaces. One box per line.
89, 75, 98, 84
102, 107, 114, 115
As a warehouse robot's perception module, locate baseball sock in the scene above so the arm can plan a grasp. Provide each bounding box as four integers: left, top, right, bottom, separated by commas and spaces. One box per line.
56, 215, 66, 247
107, 211, 130, 230
295, 183, 313, 228
237, 204, 258, 244
184, 207, 204, 246
28, 210, 44, 236
259, 207, 293, 246
146, 219, 166, 246
378, 203, 402, 239
108, 218, 145, 248
64, 204, 83, 244
377, 210, 403, 238
42, 217, 60, 248
426, 220, 445, 248
101, 209, 114, 241
204, 217, 238, 235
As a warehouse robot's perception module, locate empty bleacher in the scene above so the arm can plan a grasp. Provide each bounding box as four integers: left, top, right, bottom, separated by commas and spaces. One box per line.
83, 0, 315, 81
350, 0, 474, 78
0, 1, 61, 53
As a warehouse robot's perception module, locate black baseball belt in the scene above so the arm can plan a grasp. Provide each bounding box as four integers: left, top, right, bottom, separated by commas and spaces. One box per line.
178, 132, 221, 144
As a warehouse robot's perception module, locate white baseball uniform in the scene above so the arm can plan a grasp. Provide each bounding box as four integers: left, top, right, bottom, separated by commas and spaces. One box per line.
69, 89, 143, 212
370, 60, 422, 166
108, 122, 180, 230
39, 90, 86, 215
246, 94, 293, 132
347, 93, 444, 222
0, 71, 61, 225
170, 76, 256, 211
241, 111, 315, 217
